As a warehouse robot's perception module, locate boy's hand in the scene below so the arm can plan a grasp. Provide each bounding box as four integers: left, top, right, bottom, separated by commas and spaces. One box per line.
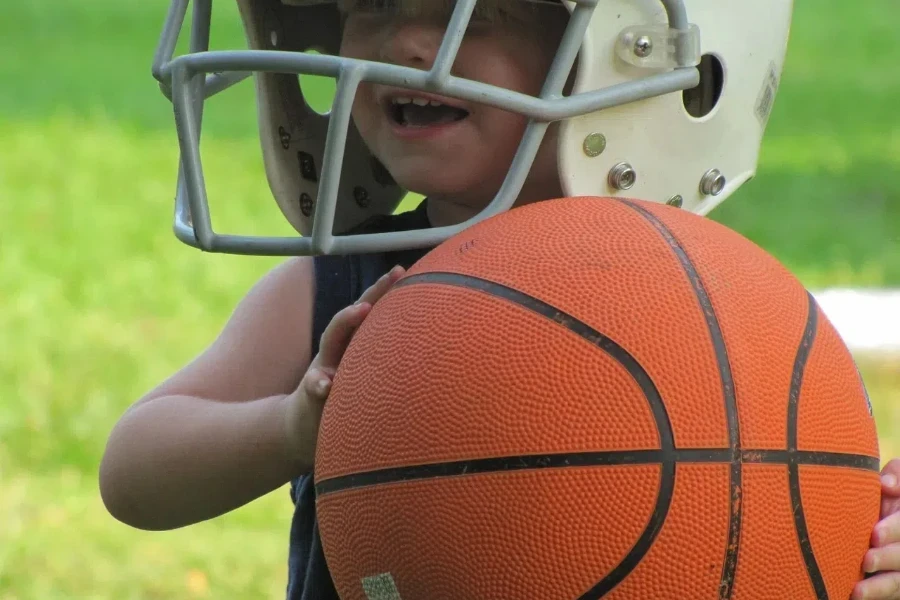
853, 459, 900, 600
284, 265, 406, 471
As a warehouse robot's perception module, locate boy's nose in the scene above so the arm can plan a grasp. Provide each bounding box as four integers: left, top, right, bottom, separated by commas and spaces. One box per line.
379, 20, 443, 69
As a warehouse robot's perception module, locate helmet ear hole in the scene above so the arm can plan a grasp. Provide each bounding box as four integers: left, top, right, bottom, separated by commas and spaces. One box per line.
298, 49, 337, 115
683, 53, 724, 119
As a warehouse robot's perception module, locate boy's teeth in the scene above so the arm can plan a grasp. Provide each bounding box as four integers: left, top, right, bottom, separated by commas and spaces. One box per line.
389, 94, 470, 127
392, 96, 447, 108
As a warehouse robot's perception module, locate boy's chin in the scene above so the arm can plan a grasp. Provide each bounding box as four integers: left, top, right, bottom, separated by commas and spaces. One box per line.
391, 173, 491, 204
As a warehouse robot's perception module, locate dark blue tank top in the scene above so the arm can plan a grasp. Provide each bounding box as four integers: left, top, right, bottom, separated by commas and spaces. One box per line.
286, 200, 433, 600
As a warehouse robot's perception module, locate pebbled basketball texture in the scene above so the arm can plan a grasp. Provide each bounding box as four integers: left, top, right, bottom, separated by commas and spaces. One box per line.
314, 196, 881, 600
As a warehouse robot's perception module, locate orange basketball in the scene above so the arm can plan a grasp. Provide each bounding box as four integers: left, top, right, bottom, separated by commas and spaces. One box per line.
314, 196, 881, 600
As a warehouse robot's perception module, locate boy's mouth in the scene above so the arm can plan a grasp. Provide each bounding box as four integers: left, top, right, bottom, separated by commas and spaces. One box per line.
386, 95, 470, 128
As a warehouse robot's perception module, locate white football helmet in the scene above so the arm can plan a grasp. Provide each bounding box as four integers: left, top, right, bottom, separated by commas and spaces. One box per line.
152, 0, 794, 255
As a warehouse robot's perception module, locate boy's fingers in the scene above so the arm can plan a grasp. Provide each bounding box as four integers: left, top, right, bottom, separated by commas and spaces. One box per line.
357, 265, 405, 307
852, 570, 900, 600
301, 367, 332, 404
873, 511, 900, 547
308, 267, 403, 379
881, 460, 900, 496
863, 543, 900, 575
314, 302, 372, 370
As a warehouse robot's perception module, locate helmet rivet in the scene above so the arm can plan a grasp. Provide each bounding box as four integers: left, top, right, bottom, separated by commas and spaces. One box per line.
299, 192, 314, 217
667, 195, 684, 208
634, 36, 653, 58
608, 162, 637, 191
700, 169, 727, 196
270, 30, 279, 47
582, 133, 607, 157
353, 186, 371, 208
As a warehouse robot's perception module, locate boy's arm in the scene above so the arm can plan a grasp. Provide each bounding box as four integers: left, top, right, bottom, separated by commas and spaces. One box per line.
99, 257, 316, 531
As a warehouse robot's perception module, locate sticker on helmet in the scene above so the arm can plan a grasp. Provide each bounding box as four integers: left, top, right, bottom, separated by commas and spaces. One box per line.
755, 61, 780, 127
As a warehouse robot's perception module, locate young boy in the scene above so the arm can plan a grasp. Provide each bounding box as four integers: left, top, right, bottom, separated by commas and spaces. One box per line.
100, 1, 900, 598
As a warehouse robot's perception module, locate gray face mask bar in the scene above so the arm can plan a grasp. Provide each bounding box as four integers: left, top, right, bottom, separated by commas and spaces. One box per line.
152, 0, 700, 256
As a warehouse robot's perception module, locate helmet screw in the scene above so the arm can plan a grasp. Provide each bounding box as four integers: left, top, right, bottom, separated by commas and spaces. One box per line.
299, 192, 314, 217
634, 36, 653, 58
353, 186, 371, 208
608, 162, 637, 191
582, 133, 607, 157
666, 195, 684, 208
700, 169, 726, 196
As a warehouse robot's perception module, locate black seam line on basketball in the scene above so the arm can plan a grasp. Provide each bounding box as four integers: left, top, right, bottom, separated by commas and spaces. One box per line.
789, 292, 829, 599
615, 198, 742, 600
380, 270, 675, 600
314, 449, 880, 496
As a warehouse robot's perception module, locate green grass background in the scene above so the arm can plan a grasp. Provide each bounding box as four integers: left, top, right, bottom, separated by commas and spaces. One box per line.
1, 0, 898, 597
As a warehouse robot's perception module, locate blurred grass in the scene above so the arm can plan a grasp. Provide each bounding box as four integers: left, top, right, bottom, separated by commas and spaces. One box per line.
0, 0, 898, 597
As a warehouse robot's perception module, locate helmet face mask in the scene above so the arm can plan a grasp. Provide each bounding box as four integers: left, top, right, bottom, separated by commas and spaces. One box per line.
153, 0, 793, 257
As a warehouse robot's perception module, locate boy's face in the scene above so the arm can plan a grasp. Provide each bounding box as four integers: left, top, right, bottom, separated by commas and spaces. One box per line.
339, 1, 569, 211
